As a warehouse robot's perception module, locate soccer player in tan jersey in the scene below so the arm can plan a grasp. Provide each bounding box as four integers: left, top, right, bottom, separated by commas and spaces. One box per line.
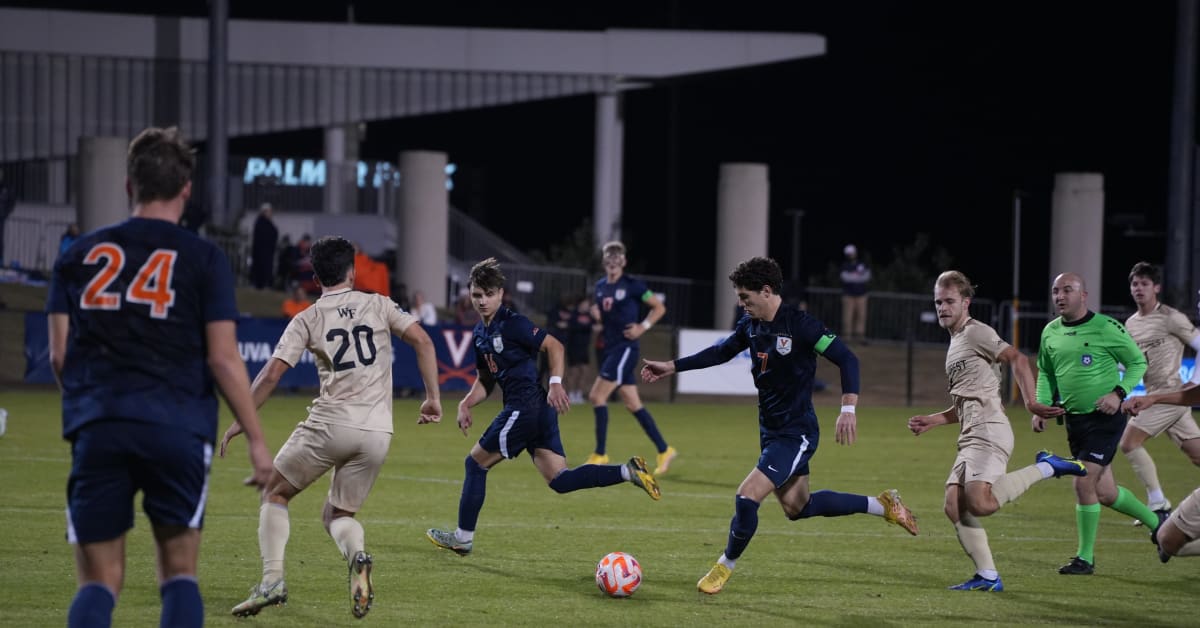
908, 271, 1078, 591
220, 236, 443, 619
1120, 262, 1200, 522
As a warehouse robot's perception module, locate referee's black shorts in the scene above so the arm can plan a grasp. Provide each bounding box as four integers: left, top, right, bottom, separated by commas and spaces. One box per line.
1064, 411, 1127, 466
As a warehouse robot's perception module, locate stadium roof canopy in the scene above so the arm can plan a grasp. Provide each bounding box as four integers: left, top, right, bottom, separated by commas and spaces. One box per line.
0, 8, 826, 162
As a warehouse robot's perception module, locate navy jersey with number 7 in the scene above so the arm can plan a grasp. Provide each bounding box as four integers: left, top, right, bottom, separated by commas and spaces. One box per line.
47, 217, 238, 442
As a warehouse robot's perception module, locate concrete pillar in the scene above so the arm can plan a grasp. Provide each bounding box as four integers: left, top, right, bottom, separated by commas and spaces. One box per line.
714, 163, 769, 327
47, 159, 69, 205
1049, 173, 1105, 310
592, 90, 624, 247
325, 124, 359, 215
397, 150, 449, 309
77, 136, 129, 233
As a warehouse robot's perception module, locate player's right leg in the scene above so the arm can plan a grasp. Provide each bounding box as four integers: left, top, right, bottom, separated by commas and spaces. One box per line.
699, 468, 776, 594
587, 373, 621, 464
324, 426, 390, 618
428, 444, 504, 556
946, 483, 1002, 591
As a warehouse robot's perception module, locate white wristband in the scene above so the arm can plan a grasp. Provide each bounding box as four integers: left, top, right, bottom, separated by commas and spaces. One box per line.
641, 320, 652, 330
549, 376, 563, 385
840, 405, 856, 414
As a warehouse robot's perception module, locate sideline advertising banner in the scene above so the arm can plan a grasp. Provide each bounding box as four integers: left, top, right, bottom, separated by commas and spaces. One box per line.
23, 313, 477, 391
675, 328, 757, 395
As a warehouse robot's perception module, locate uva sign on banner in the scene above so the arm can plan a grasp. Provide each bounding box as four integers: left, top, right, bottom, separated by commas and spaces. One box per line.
23, 313, 477, 391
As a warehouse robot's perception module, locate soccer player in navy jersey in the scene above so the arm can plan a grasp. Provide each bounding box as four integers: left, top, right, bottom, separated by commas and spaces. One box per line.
585, 241, 677, 475
47, 126, 274, 628
641, 256, 919, 595
426, 257, 661, 556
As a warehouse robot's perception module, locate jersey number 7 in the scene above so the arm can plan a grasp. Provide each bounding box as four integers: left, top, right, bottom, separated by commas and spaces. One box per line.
80, 243, 178, 319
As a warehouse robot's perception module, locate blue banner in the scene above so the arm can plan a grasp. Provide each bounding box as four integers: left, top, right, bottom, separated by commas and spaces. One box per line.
23, 312, 477, 391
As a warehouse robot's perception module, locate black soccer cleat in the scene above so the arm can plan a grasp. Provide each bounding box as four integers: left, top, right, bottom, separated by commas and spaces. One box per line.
1058, 556, 1094, 575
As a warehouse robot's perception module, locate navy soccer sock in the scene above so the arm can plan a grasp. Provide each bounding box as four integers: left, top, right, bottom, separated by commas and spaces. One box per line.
725, 496, 761, 560
633, 408, 669, 452
159, 576, 203, 628
792, 490, 868, 519
68, 583, 115, 628
458, 456, 489, 531
549, 464, 624, 493
593, 406, 609, 454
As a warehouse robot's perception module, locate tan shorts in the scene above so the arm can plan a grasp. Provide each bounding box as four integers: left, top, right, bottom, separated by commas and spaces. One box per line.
1168, 487, 1200, 541
275, 420, 392, 513
947, 418, 1014, 485
1128, 404, 1200, 445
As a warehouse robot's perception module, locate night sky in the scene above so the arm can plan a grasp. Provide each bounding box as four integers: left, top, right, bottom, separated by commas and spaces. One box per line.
6, 1, 1186, 305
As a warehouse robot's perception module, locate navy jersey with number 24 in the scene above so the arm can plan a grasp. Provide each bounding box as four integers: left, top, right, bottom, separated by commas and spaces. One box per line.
473, 306, 548, 410
47, 217, 239, 442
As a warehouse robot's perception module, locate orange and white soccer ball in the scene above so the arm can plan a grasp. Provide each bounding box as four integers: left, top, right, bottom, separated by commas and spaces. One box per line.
595, 551, 642, 597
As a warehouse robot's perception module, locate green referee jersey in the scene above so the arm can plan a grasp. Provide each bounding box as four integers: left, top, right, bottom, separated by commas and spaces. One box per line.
1036, 311, 1147, 414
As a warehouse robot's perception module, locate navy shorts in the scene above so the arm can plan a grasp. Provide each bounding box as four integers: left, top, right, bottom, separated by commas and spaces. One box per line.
598, 344, 639, 385
1065, 411, 1127, 466
757, 432, 819, 488
479, 403, 565, 460
66, 420, 213, 544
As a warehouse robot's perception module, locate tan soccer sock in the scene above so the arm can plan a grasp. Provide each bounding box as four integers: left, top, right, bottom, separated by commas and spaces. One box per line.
260, 503, 290, 585
1124, 446, 1162, 495
1177, 540, 1200, 556
329, 515, 365, 561
990, 464, 1044, 505
955, 513, 996, 573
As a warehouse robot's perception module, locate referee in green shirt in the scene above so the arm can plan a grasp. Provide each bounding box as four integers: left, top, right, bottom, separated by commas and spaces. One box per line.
1034, 272, 1164, 574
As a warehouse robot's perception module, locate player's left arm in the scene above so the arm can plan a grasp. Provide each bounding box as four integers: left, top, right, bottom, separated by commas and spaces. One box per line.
400, 322, 443, 424
999, 346, 1064, 419
625, 288, 665, 340
539, 334, 570, 413
47, 313, 68, 390
1101, 320, 1147, 414
814, 329, 860, 445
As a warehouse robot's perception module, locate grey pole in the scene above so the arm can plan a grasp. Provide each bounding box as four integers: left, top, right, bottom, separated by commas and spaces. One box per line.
1168, 0, 1196, 306
207, 0, 229, 229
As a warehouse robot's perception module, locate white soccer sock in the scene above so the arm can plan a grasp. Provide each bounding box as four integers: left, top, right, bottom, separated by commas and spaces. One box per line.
328, 516, 365, 562
259, 503, 290, 585
955, 513, 996, 576
456, 528, 475, 542
620, 465, 631, 481
991, 464, 1045, 505
865, 497, 885, 516
1124, 446, 1163, 497
717, 553, 736, 570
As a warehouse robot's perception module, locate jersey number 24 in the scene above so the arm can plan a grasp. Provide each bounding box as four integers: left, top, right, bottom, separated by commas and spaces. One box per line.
80, 243, 177, 319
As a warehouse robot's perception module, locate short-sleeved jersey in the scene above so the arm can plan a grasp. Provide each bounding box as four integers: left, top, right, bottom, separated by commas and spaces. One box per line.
47, 217, 238, 442
1036, 311, 1148, 414
272, 289, 417, 433
595, 274, 652, 351
945, 319, 1010, 422
678, 304, 840, 438
473, 307, 548, 410
1125, 304, 1199, 394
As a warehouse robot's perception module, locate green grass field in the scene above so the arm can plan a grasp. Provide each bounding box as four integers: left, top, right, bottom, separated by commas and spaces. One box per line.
0, 391, 1195, 627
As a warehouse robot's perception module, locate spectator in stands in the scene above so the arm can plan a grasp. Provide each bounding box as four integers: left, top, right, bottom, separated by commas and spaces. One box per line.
566, 295, 598, 404
353, 243, 391, 296
275, 234, 298, 290
840, 244, 871, 343
413, 290, 439, 326
251, 203, 279, 290
0, 170, 14, 265
293, 234, 316, 295
58, 223, 80, 258
281, 283, 312, 319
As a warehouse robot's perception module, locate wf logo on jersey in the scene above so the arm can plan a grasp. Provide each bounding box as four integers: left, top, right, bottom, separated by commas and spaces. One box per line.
1081, 354, 1093, 366
775, 337, 792, 355
337, 307, 356, 318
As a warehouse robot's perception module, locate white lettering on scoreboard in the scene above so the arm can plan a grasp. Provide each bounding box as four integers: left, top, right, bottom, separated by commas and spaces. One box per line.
675, 329, 757, 395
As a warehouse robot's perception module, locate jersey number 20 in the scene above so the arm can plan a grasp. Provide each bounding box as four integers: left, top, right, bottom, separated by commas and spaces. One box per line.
80, 243, 177, 319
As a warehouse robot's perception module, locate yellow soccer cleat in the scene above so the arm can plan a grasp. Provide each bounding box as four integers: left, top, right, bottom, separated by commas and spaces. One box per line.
879, 488, 919, 535
585, 452, 610, 465
697, 563, 732, 595
626, 456, 661, 500
654, 446, 678, 475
